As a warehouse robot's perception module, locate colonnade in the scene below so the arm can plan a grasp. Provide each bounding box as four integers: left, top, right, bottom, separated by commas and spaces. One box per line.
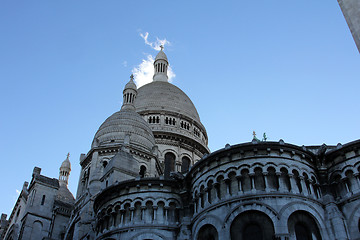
96, 201, 180, 234
193, 167, 322, 212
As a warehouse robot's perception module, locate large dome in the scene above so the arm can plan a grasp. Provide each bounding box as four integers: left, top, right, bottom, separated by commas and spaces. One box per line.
135, 81, 201, 122
92, 109, 156, 152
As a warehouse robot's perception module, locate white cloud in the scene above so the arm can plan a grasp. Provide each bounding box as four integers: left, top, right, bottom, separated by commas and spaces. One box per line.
132, 32, 175, 87
132, 54, 176, 87
16, 189, 20, 195
122, 61, 127, 67
140, 32, 171, 51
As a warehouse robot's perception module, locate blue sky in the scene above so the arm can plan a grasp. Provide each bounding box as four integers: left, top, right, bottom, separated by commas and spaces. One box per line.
0, 1, 359, 216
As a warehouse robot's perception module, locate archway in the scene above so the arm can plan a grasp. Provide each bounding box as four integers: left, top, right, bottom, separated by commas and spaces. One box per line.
287, 211, 322, 240
230, 210, 275, 240
198, 224, 218, 240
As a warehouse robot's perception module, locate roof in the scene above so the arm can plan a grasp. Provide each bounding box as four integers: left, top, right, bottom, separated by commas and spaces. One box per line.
92, 109, 155, 152
135, 81, 201, 122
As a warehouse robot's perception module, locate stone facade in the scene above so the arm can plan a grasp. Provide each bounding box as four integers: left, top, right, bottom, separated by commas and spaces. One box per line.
1, 47, 360, 239
338, 0, 360, 53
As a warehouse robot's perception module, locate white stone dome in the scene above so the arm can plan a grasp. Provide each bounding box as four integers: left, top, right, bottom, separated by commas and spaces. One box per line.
135, 81, 201, 122
155, 49, 168, 62
92, 109, 156, 152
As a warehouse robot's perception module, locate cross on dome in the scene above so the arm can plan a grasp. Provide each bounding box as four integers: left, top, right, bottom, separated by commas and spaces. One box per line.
160, 45, 164, 51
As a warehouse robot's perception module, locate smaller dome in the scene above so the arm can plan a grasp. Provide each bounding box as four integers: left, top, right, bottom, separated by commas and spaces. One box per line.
60, 154, 71, 170
155, 49, 168, 62
56, 185, 75, 204
125, 75, 137, 91
92, 109, 156, 152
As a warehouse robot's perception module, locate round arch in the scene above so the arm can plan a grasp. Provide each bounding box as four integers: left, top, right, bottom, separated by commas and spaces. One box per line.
279, 201, 328, 239
197, 224, 218, 240
287, 210, 322, 240
230, 210, 275, 240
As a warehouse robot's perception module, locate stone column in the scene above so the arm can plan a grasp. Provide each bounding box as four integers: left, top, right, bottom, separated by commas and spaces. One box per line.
263, 172, 270, 192
153, 206, 158, 222
300, 177, 309, 196
130, 207, 135, 223
288, 174, 299, 194
309, 180, 316, 198
224, 178, 231, 196
164, 206, 169, 224
236, 176, 243, 193
277, 172, 285, 192
120, 209, 125, 226
109, 211, 115, 228
141, 206, 146, 222
214, 182, 220, 200
343, 179, 352, 197
207, 186, 212, 203
203, 187, 208, 206
249, 173, 256, 193
194, 196, 199, 213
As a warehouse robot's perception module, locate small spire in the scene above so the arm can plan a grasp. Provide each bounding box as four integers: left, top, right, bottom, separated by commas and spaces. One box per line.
66, 152, 70, 160
160, 45, 164, 51
122, 74, 138, 110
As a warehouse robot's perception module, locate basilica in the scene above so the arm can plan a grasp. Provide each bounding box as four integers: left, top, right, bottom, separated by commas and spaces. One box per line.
1, 47, 360, 240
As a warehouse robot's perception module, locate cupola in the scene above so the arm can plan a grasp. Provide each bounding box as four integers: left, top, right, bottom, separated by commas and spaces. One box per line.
153, 46, 169, 82
121, 74, 137, 110
59, 153, 71, 187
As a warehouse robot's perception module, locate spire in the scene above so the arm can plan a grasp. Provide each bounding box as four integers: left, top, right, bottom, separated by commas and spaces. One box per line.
153, 46, 169, 82
121, 74, 138, 110
59, 153, 71, 187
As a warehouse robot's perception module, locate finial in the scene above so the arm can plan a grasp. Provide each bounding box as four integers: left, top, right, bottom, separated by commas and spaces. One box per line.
66, 152, 70, 160
253, 131, 256, 138
130, 74, 134, 81
160, 45, 164, 51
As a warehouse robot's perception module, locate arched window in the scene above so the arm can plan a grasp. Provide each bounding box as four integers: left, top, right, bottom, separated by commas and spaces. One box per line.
230, 210, 275, 240
139, 165, 146, 178
164, 152, 176, 178
102, 161, 108, 168
181, 156, 191, 173
198, 224, 218, 240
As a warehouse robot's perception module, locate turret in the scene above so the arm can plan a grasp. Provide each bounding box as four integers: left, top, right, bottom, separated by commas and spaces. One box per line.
59, 153, 71, 187
153, 46, 169, 82
121, 74, 137, 110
